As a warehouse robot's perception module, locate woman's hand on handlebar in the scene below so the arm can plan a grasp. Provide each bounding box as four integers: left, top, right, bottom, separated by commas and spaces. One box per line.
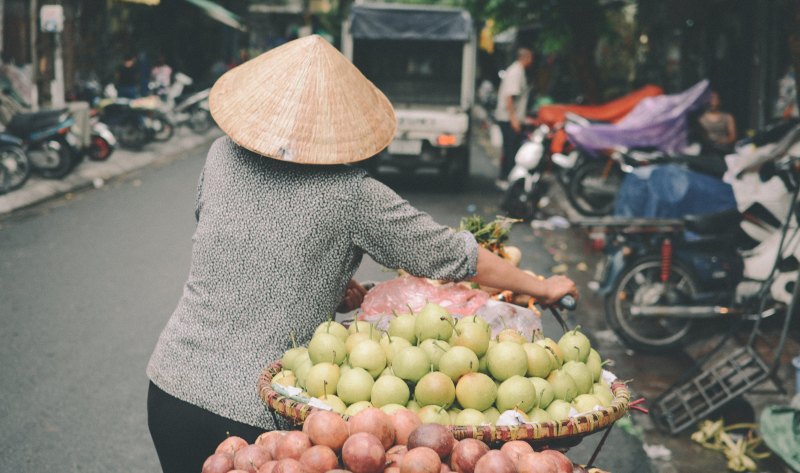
536, 275, 579, 307
336, 279, 368, 313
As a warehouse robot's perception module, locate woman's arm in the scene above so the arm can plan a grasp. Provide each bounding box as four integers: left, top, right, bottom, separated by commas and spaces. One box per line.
472, 247, 577, 306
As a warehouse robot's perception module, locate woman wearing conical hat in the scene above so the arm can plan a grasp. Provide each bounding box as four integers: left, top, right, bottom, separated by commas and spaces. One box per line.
146, 35, 577, 472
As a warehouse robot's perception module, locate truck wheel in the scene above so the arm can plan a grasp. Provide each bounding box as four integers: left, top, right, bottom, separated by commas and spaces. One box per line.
445, 147, 470, 190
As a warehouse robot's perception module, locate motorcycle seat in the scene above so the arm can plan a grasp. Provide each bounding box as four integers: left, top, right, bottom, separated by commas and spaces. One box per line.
683, 209, 741, 235
7, 109, 69, 136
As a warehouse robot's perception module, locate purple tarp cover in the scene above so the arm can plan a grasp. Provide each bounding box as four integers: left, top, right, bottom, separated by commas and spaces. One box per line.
565, 80, 711, 154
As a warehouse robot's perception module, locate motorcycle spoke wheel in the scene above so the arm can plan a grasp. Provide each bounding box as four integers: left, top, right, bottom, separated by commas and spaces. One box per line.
567, 160, 622, 216
0, 146, 31, 191
152, 119, 174, 142
188, 109, 212, 133
502, 178, 537, 220
117, 123, 147, 150
607, 258, 697, 352
34, 140, 74, 179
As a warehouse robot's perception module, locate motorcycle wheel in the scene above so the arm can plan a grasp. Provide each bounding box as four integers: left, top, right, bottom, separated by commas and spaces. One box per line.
88, 135, 113, 161
502, 178, 537, 220
604, 256, 698, 352
0, 145, 31, 192
188, 108, 213, 134
152, 114, 174, 142
115, 118, 148, 150
566, 158, 623, 216
33, 138, 75, 179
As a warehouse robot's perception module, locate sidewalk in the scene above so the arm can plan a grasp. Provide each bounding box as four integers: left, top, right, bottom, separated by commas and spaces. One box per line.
0, 127, 223, 215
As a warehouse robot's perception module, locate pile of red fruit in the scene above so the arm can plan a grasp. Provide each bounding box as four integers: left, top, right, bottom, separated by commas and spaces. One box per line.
201, 407, 588, 473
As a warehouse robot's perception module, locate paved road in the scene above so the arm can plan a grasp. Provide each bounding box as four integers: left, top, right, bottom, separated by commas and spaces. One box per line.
0, 136, 653, 472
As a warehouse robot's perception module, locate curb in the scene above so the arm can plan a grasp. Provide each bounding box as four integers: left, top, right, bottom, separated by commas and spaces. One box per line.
0, 127, 223, 215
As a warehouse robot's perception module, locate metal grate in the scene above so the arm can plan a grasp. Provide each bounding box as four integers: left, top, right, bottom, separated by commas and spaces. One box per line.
652, 346, 771, 434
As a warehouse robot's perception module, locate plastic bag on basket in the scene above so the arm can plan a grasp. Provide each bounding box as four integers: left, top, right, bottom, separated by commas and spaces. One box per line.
358, 276, 541, 338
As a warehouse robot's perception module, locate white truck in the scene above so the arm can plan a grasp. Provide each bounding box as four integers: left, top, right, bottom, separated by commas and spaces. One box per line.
342, 3, 476, 184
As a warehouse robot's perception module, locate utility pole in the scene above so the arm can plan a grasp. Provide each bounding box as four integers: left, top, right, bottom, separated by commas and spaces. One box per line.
40, 4, 65, 108
30, 0, 38, 109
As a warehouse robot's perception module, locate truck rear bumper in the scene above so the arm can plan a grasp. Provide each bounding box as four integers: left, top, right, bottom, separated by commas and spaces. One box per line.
373, 144, 465, 171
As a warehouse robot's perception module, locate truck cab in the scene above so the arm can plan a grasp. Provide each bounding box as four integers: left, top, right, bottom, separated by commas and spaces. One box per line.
342, 3, 476, 184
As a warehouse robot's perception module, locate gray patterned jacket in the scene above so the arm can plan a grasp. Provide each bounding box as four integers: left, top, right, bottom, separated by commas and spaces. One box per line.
146, 137, 479, 429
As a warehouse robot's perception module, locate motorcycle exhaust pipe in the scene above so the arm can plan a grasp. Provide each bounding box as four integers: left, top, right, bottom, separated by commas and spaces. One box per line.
629, 305, 742, 318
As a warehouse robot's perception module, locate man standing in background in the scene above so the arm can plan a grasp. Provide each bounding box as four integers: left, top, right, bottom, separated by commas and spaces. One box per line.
494, 47, 534, 189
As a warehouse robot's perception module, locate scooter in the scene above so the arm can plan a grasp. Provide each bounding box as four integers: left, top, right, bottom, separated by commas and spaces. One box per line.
581, 133, 800, 352
161, 73, 213, 134
5, 108, 79, 179
501, 124, 553, 220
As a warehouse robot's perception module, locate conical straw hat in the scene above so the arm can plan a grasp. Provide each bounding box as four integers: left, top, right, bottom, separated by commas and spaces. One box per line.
209, 35, 397, 165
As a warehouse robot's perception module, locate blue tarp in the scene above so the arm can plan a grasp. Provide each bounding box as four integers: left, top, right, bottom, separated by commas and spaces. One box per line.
614, 164, 736, 218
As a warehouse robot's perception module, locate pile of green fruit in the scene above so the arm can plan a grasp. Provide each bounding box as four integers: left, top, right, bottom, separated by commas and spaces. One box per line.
274, 302, 615, 426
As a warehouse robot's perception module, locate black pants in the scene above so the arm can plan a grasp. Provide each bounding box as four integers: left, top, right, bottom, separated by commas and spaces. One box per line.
498, 120, 523, 180
147, 381, 265, 473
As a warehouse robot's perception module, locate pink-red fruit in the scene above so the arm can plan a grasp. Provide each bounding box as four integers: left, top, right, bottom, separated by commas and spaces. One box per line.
305, 410, 349, 451
349, 408, 396, 450
499, 441, 534, 464
449, 439, 490, 473
202, 453, 235, 473
342, 432, 387, 473
407, 424, 456, 461
216, 436, 249, 455
473, 451, 515, 473
299, 445, 339, 473
275, 431, 312, 460
400, 447, 442, 473
234, 444, 272, 473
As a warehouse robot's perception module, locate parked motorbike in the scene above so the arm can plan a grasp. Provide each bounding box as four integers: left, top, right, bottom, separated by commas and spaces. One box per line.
129, 95, 174, 143
5, 108, 79, 179
0, 132, 31, 194
582, 132, 800, 352
501, 86, 666, 219
65, 80, 118, 161
95, 97, 157, 150
162, 73, 213, 134
560, 80, 711, 217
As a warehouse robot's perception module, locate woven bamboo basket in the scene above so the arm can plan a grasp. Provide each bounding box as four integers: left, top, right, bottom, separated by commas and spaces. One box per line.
258, 360, 631, 450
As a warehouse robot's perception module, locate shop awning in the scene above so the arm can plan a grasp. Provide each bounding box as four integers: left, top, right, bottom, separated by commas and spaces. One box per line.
184, 0, 247, 31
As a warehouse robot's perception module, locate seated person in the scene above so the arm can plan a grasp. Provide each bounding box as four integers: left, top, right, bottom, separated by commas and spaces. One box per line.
698, 91, 737, 155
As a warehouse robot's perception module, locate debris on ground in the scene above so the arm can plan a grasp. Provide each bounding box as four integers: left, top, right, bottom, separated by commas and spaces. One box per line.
551, 263, 569, 274
594, 329, 620, 344
530, 215, 571, 230
691, 419, 770, 472
643, 443, 673, 461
